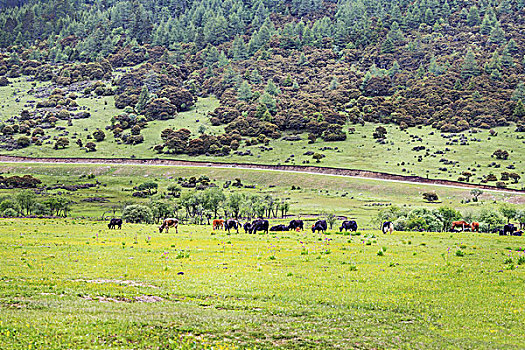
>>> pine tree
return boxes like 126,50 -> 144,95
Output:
381,37 -> 395,54
249,69 -> 263,84
217,51 -> 229,67
238,81 -> 253,101
500,46 -> 514,68
230,35 -> 248,61
461,48 -> 480,79
489,22 -> 506,45
480,13 -> 493,35
389,60 -> 400,77
259,92 -> 277,114
467,6 -> 481,26
514,100 -> 525,118
265,79 -> 281,96
387,21 -> 405,43
511,83 -> 525,102
507,39 -> 518,54
135,86 -> 149,114
484,51 -> 501,74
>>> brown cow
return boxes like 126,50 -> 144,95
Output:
213,219 -> 224,230
470,222 -> 480,232
159,218 -> 179,233
451,221 -> 470,231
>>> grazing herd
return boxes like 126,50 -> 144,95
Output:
106,217 -> 523,238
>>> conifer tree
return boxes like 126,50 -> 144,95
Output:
467,6 -> 481,26
512,83 -> 525,102
381,37 -> 395,54
461,48 -> 480,79
489,22 -> 506,45
238,81 -> 253,101
265,79 -> 281,96
135,86 -> 149,114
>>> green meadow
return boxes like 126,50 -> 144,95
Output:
1,78 -> 524,189
0,162 -> 522,222
1,220 -> 525,349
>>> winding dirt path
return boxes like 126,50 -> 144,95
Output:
0,155 -> 523,194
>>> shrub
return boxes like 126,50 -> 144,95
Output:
16,136 -> 31,148
122,204 -> 153,224
92,129 -> 105,142
85,142 -> 96,152
492,149 -> 509,160
2,208 -> 18,217
422,192 -> 439,202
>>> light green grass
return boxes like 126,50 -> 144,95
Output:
0,162 -> 523,223
0,79 -> 524,189
1,219 -> 525,349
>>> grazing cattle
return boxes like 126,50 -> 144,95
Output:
270,224 -> 289,231
288,220 -> 304,231
451,221 -> 470,231
470,222 -> 480,232
250,219 -> 269,234
339,220 -> 358,232
108,218 -> 122,230
159,218 -> 179,234
503,224 -> 516,236
225,219 -> 239,233
212,219 -> 224,230
312,220 -> 328,233
382,221 -> 394,234
243,222 -> 252,234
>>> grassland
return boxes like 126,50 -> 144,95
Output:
1,77 -> 524,189
1,219 -> 525,349
0,162 -> 523,223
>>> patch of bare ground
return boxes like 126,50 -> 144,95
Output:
73,279 -> 158,289
82,295 -> 164,303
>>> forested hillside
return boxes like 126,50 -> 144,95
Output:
0,0 -> 525,155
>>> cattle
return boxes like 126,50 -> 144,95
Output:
382,221 -> 394,234
212,219 -> 224,230
451,221 -> 470,231
503,224 -> 516,236
108,218 -> 122,230
159,218 -> 179,234
288,220 -> 304,231
243,222 -> 252,234
270,224 -> 289,231
312,220 -> 327,233
470,222 -> 480,232
339,220 -> 358,232
250,219 -> 269,234
512,230 -> 523,236
225,219 -> 239,233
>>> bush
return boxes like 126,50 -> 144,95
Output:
93,129 -> 105,142
85,142 -> 96,152
422,192 -> 439,202
16,136 -> 31,148
2,208 -> 18,217
122,204 -> 153,224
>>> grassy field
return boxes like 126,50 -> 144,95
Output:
1,77 -> 524,189
1,219 -> 525,349
0,162 -> 523,223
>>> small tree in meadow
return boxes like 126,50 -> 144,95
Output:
123,204 -> 153,224
470,189 -> 483,202
499,203 -> 517,223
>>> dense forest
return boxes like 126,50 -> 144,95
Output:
0,0 -> 525,155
